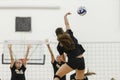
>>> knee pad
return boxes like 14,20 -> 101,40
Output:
54,75 -> 61,80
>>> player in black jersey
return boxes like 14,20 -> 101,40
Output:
8,44 -> 31,80
54,12 -> 86,80
46,40 -> 66,80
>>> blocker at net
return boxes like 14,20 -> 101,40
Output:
2,40 -> 45,65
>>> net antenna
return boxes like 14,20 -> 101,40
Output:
2,40 -> 45,65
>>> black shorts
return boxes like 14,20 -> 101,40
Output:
66,57 -> 85,70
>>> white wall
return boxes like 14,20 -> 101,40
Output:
0,0 -> 120,42
0,0 -> 120,80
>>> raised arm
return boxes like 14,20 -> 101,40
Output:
8,44 -> 14,67
23,45 -> 32,67
64,12 -> 71,30
46,43 -> 55,63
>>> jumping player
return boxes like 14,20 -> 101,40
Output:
8,44 -> 31,80
54,12 -> 86,80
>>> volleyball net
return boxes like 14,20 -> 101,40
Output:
2,40 -> 45,65
0,41 -> 120,80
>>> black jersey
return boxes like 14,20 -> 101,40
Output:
10,64 -> 26,80
57,29 -> 85,58
52,60 -> 66,80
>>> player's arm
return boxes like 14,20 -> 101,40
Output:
64,12 -> 71,30
23,45 -> 32,67
8,44 -> 14,67
60,54 -> 66,62
46,43 -> 55,63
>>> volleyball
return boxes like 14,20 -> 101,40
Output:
77,6 -> 87,16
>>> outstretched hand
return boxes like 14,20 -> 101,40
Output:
8,44 -> 12,49
27,44 -> 32,49
45,39 -> 50,45
65,12 -> 71,16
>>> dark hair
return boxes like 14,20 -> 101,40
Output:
57,33 -> 75,51
55,27 -> 64,36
